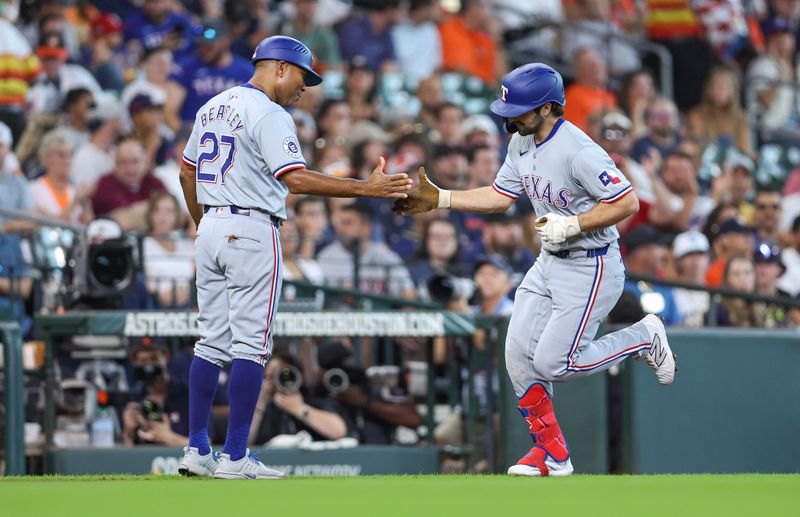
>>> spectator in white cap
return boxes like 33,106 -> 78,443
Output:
462,114 -> 500,150
0,121 -> 35,233
671,230 -> 711,327
710,152 -> 756,224
121,46 -> 173,132
70,97 -> 123,190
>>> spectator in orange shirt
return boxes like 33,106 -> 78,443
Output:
438,0 -> 501,85
564,47 -> 617,132
705,218 -> 755,287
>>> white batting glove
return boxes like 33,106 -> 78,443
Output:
535,213 -> 581,245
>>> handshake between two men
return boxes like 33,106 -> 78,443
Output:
391,167 -> 581,246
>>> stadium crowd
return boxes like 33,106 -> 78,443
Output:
3,0 -> 800,448
5,0 -> 796,327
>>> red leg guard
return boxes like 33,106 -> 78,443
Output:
515,384 -> 570,475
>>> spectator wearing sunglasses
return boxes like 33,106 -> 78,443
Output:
631,97 -> 682,163
752,187 -> 782,248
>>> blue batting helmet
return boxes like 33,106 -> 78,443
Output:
489,63 -> 565,118
251,36 -> 323,87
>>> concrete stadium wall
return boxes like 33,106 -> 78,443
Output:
499,329 -> 800,474
619,329 -> 800,474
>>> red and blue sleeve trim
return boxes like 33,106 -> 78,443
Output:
600,184 -> 633,204
492,181 -> 521,200
182,155 -> 197,168
274,161 -> 306,179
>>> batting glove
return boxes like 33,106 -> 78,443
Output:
535,213 -> 581,245
393,167 -> 451,215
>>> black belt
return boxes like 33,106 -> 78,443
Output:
203,205 -> 282,227
550,245 -> 609,259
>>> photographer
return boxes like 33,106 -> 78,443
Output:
434,256 -> 513,451
249,353 -> 349,445
318,342 -> 422,445
122,339 -> 188,446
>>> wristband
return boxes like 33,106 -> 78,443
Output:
438,189 -> 452,209
565,215 -> 581,237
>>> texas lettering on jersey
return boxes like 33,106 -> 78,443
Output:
492,119 -> 632,252
522,174 -> 572,208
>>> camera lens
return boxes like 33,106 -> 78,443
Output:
323,368 -> 350,394
277,367 -> 297,388
328,374 -> 343,389
90,248 -> 132,288
427,275 -> 457,303
274,365 -> 302,393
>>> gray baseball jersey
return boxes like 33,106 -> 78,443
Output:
492,118 -> 633,253
496,118 -> 654,402
182,83 -> 306,220
183,83 -> 302,367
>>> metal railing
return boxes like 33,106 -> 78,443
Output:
0,207 -> 85,233
626,272 -> 800,327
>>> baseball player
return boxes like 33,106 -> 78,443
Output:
177,36 -> 412,479
394,64 -> 676,477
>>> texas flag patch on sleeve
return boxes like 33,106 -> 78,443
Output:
598,170 -> 622,186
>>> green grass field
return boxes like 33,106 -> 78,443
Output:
1,474 -> 798,517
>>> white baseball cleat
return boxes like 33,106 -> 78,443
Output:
642,314 -> 676,385
178,446 -> 220,477
213,449 -> 285,480
507,458 -> 574,477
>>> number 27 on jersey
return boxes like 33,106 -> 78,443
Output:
197,131 -> 236,184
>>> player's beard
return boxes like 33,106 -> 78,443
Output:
516,112 -> 545,137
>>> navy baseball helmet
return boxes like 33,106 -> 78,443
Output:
490,63 -> 565,119
251,35 -> 323,87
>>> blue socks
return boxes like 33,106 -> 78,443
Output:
223,359 -> 264,461
188,357 -> 221,456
